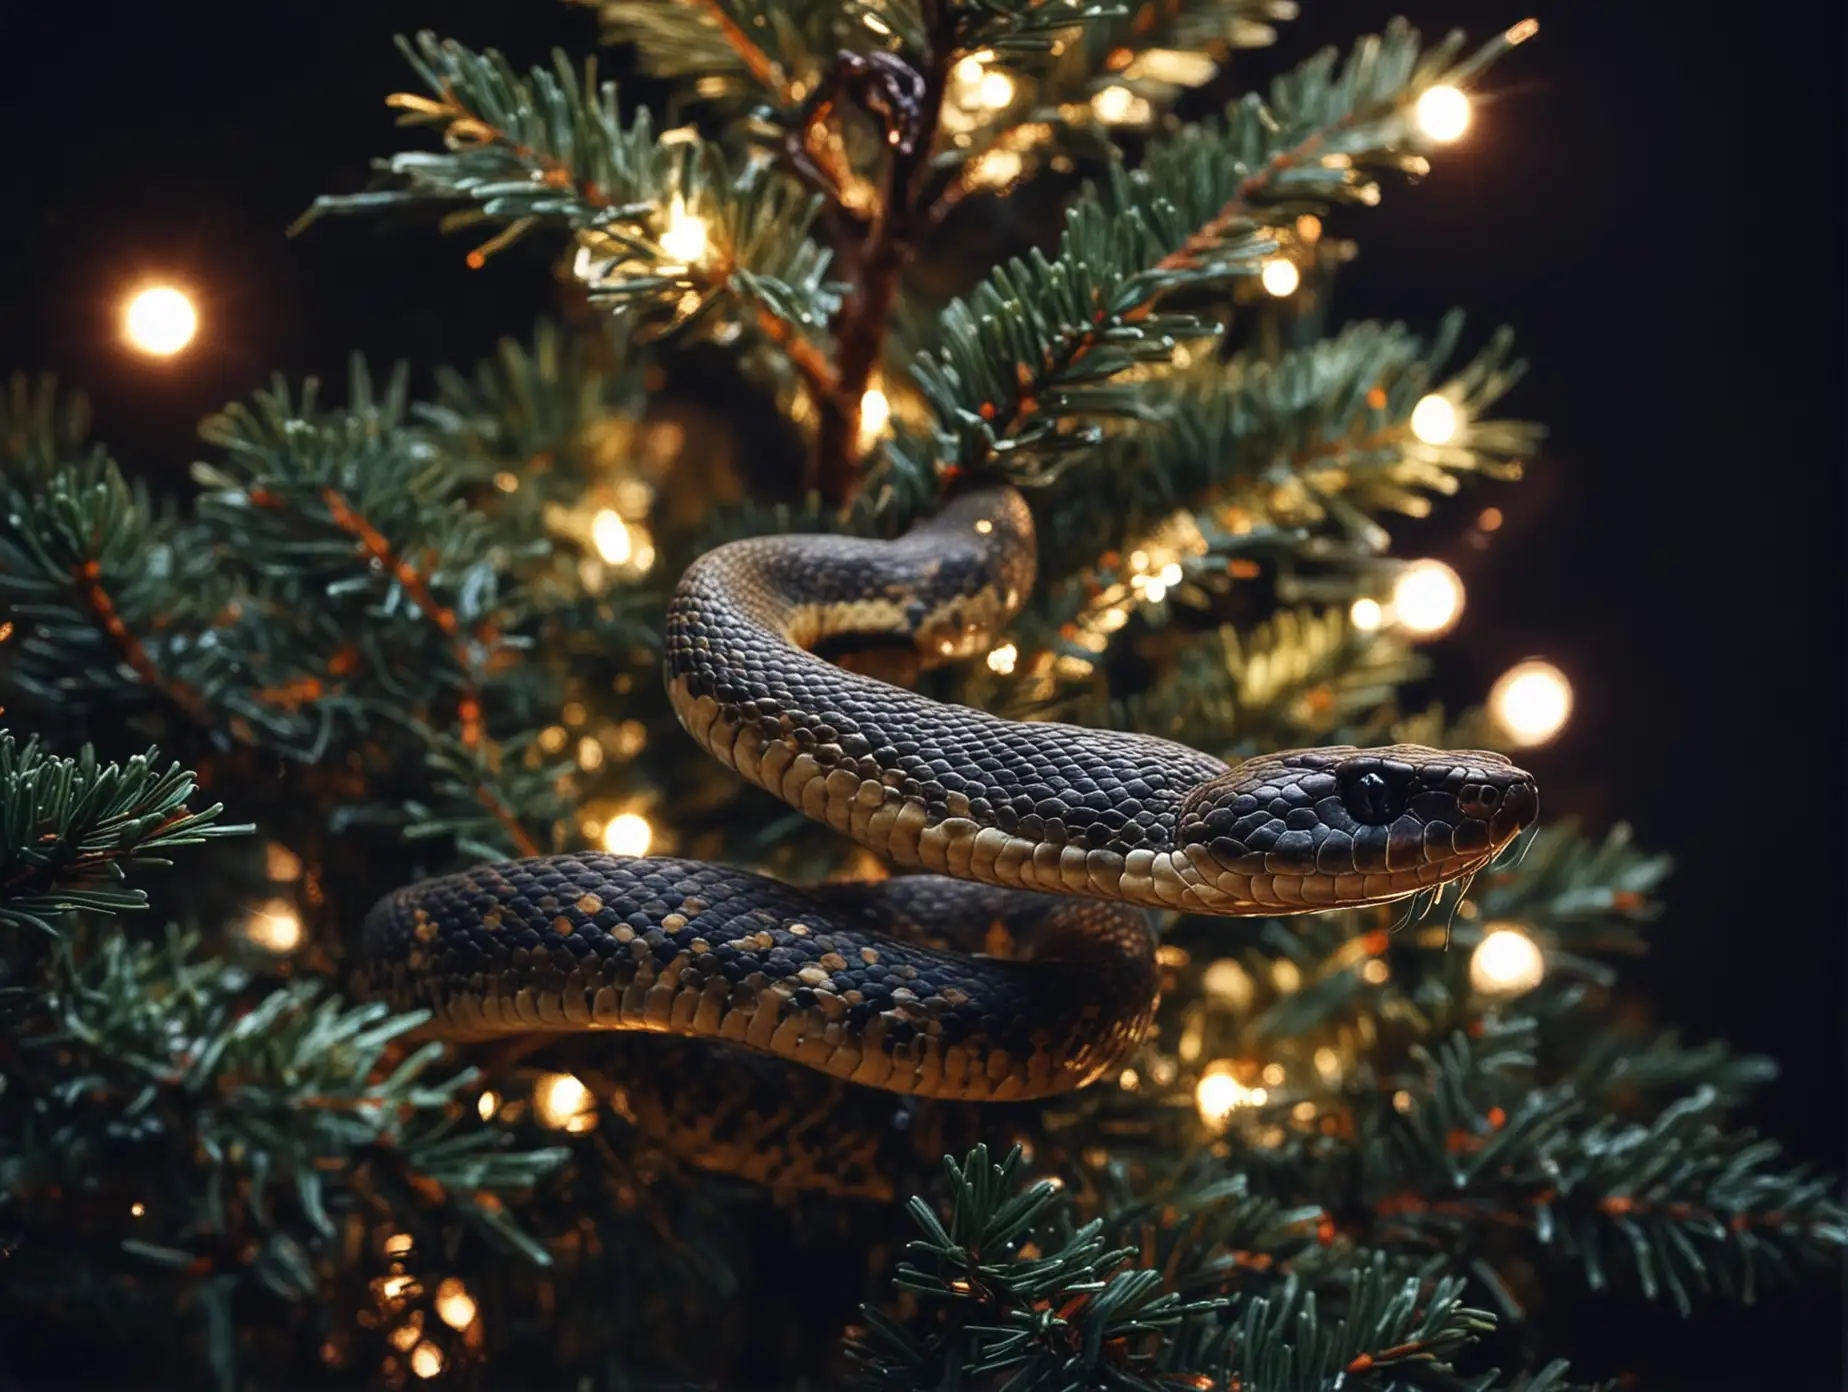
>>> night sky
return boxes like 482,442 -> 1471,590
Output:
2,2 -> 1842,1383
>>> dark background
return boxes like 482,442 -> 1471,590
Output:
1,1 -> 1841,1386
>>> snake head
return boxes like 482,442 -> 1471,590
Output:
1174,744 -> 1537,914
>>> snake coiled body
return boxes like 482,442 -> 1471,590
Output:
363,486 -> 1537,1185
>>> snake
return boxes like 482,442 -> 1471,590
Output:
360,485 -> 1537,1191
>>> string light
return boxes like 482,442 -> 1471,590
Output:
1260,258 -> 1301,297
1389,559 -> 1464,638
1413,84 -> 1472,142
950,53 -> 1014,111
1090,85 -> 1152,125
477,1090 -> 499,1121
967,147 -> 1023,190
1349,597 -> 1383,632
1409,393 -> 1460,445
122,284 -> 198,357
1478,506 -> 1503,531
858,386 -> 891,453
1122,48 -> 1217,86
1488,659 -> 1572,747
592,510 -> 633,565
1469,924 -> 1546,995
435,1278 -> 478,1331
130,1202 -> 146,1217
986,642 -> 1018,675
601,811 -> 654,857
658,194 -> 710,265
244,899 -> 304,953
1201,959 -> 1253,1009
533,1073 -> 596,1131
385,1233 -> 414,1258
410,1343 -> 445,1379
1196,1066 -> 1267,1130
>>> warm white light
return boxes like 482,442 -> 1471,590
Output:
968,148 -> 1023,190
1158,562 -> 1183,586
410,1342 -> 445,1379
601,812 -> 654,857
1090,85 -> 1150,125
977,70 -> 1015,109
477,1090 -> 499,1121
130,1201 -> 146,1217
1390,559 -> 1464,638
986,642 -> 1018,675
1414,85 -> 1472,143
122,285 -> 198,357
1260,258 -> 1301,297
1469,925 -> 1546,995
245,899 -> 304,953
1201,959 -> 1253,1009
659,194 -> 710,264
858,386 -> 891,452
533,1072 -> 595,1130
435,1278 -> 478,1330
591,509 -> 633,564
1196,1068 -> 1267,1130
1142,580 -> 1168,605
1349,597 -> 1383,632
1488,659 -> 1572,747
1409,393 -> 1460,445
1123,48 -> 1218,86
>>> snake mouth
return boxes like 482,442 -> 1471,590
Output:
1175,744 -> 1538,914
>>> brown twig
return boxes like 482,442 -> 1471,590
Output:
71,559 -> 214,726
686,0 -> 797,104
812,4 -> 960,511
984,122 -> 1355,443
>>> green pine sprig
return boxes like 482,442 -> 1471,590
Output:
0,733 -> 248,936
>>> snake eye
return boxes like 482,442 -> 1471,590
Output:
1342,771 -> 1399,825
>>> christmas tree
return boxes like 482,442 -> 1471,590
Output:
0,3 -> 1840,1389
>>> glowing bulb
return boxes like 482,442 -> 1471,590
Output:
435,1278 -> 478,1330
977,70 -> 1015,109
130,1202 -> 146,1217
601,812 -> 654,857
1195,1068 -> 1267,1130
1469,924 -> 1546,995
1201,959 -> 1253,1009
968,148 -> 1023,190
477,1090 -> 499,1121
266,842 -> 303,881
1488,659 -> 1572,747
1390,559 -> 1464,638
533,1072 -> 595,1130
659,195 -> 710,264
592,510 -> 633,564
1158,562 -> 1183,586
122,285 -> 198,357
245,899 -> 303,953
986,642 -> 1018,675
1349,597 -> 1383,632
858,386 -> 891,453
385,1232 -> 414,1257
1090,85 -> 1149,125
1409,393 -> 1460,445
1259,258 -> 1301,297
1414,84 -> 1472,143
410,1342 -> 445,1379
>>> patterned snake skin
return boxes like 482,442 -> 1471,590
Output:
361,485 -> 1538,1187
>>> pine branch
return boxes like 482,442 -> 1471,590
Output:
298,34 -> 840,368
847,1143 -> 1229,1391
1,372 -> 94,476
0,733 -> 247,936
914,20 -> 1536,474
1337,1020 -> 1848,1318
0,447 -> 240,733
566,0 -> 836,106
1,927 -> 566,1385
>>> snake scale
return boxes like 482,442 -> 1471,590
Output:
361,485 -> 1537,1191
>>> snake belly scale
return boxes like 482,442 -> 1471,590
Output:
362,485 -> 1538,1132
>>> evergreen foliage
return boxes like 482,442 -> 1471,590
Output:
0,2 -> 1837,1388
